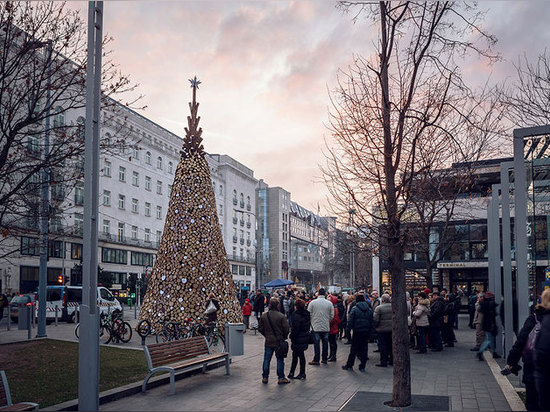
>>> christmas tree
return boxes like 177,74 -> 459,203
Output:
139,77 -> 241,332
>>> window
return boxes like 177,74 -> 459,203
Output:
103,219 -> 110,234
156,180 -> 162,195
104,160 -> 111,177
20,237 -> 40,256
27,136 -> 40,155
101,248 -> 127,264
219,204 -> 223,216
157,156 -> 162,170
131,251 -> 153,266
118,166 -> 126,182
53,107 -> 65,127
145,176 -> 151,191
144,228 -> 151,242
118,194 -> 125,209
156,205 -> 162,219
156,230 -> 162,247
132,171 -> 139,186
118,223 -> 125,241
219,185 -> 223,195
132,198 -> 138,213
168,184 -> 172,194
74,213 -> 83,235
131,226 -> 138,240
145,151 -> 151,165
168,161 -> 173,173
71,243 -> 82,260
74,181 -> 84,205
145,202 -> 151,217
103,190 -> 111,206
132,147 -> 139,160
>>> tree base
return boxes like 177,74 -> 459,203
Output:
340,392 -> 449,411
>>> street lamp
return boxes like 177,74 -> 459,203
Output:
348,208 -> 356,290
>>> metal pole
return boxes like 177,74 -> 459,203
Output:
78,3 -> 103,410
489,186 -> 502,355
37,40 -> 53,338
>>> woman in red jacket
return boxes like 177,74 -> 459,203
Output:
328,295 -> 341,362
242,298 -> 253,332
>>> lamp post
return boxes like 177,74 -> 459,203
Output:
348,208 -> 356,290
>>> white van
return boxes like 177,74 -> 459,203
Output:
35,285 -> 122,323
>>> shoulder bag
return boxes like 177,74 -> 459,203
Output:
267,312 -> 289,358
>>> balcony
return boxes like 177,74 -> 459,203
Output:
227,254 -> 255,264
232,235 -> 238,243
246,203 -> 251,211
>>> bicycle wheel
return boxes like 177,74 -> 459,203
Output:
100,325 -> 112,344
207,330 -> 226,353
137,319 -> 151,338
117,321 -> 133,343
156,330 -> 170,343
74,323 -> 80,339
192,324 -> 206,336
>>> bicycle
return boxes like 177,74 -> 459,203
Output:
156,317 -> 195,343
75,312 -> 132,344
193,322 -> 226,353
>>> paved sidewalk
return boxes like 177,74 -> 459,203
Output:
97,316 -> 513,411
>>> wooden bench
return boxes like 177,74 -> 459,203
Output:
0,371 -> 38,411
142,335 -> 229,395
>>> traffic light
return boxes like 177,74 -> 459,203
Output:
57,275 -> 63,284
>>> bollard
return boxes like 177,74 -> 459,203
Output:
27,305 -> 31,340
6,303 -> 10,331
31,305 -> 35,328
121,303 -> 124,319
55,306 -> 58,326
134,301 -> 137,320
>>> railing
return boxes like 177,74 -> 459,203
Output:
227,254 -> 255,264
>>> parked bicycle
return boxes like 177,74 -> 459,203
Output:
155,317 -> 195,343
192,321 -> 225,353
75,312 -> 132,344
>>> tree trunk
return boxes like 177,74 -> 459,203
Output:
424,262 -> 434,290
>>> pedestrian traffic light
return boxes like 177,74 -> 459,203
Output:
57,275 -> 63,284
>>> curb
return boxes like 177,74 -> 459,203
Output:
42,359 -> 229,411
485,353 -> 526,411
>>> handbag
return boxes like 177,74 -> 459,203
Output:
267,312 -> 289,358
308,331 -> 315,345
205,300 -> 217,315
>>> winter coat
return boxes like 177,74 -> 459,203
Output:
480,299 -> 497,333
337,301 -> 345,323
371,298 -> 381,311
534,308 -> 550,409
242,301 -> 252,316
413,299 -> 430,327
374,302 -> 392,333
308,295 -> 334,332
506,311 -> 539,384
347,301 -> 374,335
206,299 -> 220,324
473,301 -> 483,325
329,304 -> 340,335
429,297 -> 446,328
283,297 -> 291,316
258,309 -> 290,348
290,308 -> 311,352
253,294 -> 265,314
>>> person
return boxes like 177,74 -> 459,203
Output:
370,290 -> 380,311
242,298 -> 252,332
327,295 -> 340,362
344,294 -> 356,344
468,289 -> 478,329
534,288 -> 550,410
288,298 -> 310,380
286,291 -> 295,327
428,291 -> 445,352
342,294 -> 373,371
373,293 -> 393,367
503,304 -> 541,411
477,291 -> 500,360
442,293 -> 457,347
258,297 -> 290,385
307,288 -> 334,365
205,293 -> 220,325
413,292 -> 430,354
0,292 -> 7,322
337,295 -> 346,340
253,290 -> 265,325
471,292 -> 485,351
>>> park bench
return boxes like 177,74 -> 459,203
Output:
142,335 -> 229,395
0,371 -> 38,411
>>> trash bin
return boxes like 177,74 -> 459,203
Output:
225,322 -> 245,356
18,305 -> 30,330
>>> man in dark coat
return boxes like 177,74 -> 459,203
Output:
258,297 -> 290,385
428,291 -> 445,352
342,294 -> 373,371
476,291 -> 500,360
253,290 -> 265,324
534,289 -> 550,410
288,298 -> 310,380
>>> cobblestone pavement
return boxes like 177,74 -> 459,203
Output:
92,315 -> 512,411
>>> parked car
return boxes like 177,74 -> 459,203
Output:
9,294 -> 34,322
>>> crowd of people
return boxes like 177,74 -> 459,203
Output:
243,285 -> 550,411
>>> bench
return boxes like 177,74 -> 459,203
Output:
0,371 -> 38,411
142,335 -> 229,395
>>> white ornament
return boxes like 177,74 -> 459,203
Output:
182,278 -> 187,283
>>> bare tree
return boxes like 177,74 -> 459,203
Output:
323,2 -> 501,406
0,1 -> 142,239
0,2 -> 145,266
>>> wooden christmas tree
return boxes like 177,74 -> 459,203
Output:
139,76 -> 241,332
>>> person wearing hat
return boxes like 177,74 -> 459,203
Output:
242,298 -> 253,332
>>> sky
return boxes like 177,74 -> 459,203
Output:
69,1 -> 550,215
